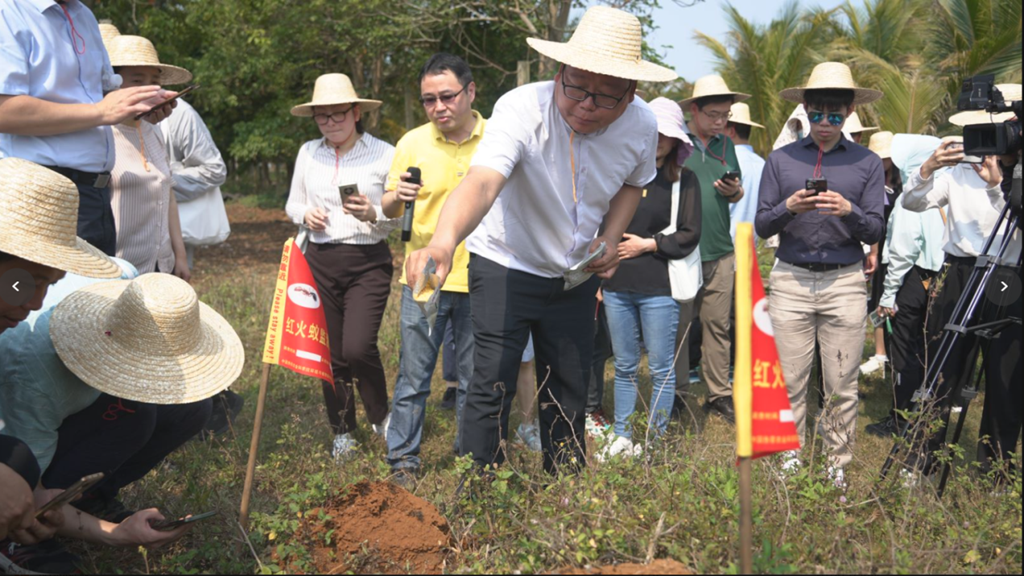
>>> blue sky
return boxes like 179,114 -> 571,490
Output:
645,0 -> 848,81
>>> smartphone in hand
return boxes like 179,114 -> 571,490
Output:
722,170 -> 740,183
35,473 -> 105,519
135,84 -> 200,120
805,178 -> 828,196
148,511 -> 218,531
339,184 -> 361,200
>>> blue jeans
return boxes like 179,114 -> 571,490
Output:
386,286 -> 472,470
603,291 -> 679,440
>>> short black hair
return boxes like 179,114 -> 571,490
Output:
0,250 -> 18,263
694,94 -> 735,110
728,122 -> 752,141
418,53 -> 473,88
803,89 -> 855,111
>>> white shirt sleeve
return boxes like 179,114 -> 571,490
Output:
901,166 -> 951,212
285,143 -> 311,226
624,110 -> 658,188
167,105 -> 228,203
470,92 -> 529,179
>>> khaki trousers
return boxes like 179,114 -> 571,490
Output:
769,261 -> 866,468
695,252 -> 735,402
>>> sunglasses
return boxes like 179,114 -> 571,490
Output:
808,110 -> 846,127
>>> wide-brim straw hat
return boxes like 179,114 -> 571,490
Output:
949,84 -> 1022,126
50,273 -> 245,405
868,131 -> 894,159
679,75 -> 750,109
98,22 -> 121,46
526,6 -> 677,83
291,74 -> 382,117
845,111 -> 878,134
728,102 -> 763,129
780,62 -> 883,105
0,158 -> 121,278
106,35 -> 192,86
648,97 -> 694,164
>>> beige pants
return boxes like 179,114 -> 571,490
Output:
696,252 -> 735,402
769,261 -> 866,468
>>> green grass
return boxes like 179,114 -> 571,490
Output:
68,225 -> 1022,574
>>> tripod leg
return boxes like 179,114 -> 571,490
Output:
937,363 -> 984,497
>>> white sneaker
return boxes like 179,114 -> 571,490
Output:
596,435 -> 638,463
827,466 -> 847,491
899,467 -> 921,489
372,413 -> 391,439
515,422 -> 542,453
775,450 -> 801,480
332,433 -> 358,461
859,355 -> 887,376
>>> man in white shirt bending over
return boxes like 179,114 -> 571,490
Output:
405,6 -> 676,476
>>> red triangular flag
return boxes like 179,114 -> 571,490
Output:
749,249 -> 800,459
262,238 -> 334,386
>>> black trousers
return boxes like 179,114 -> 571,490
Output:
76,183 -> 117,257
920,256 -> 1022,471
887,266 -> 934,421
586,302 -> 612,414
41,394 -> 211,501
305,242 -> 393,435
461,255 -> 599,475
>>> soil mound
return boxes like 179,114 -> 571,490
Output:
301,480 -> 451,574
557,559 -> 693,574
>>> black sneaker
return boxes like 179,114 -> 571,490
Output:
703,397 -> 736,424
391,467 -> 419,491
72,495 -> 135,523
865,417 -> 900,438
440,387 -> 457,410
0,538 -> 82,575
202,390 -> 245,437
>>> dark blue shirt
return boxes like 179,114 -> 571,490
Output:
755,135 -> 885,265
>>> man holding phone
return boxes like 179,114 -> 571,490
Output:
679,76 -> 746,423
0,0 -> 178,256
756,63 -> 885,488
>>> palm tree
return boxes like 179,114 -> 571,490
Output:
694,1 -> 836,156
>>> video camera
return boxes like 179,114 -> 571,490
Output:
957,74 -> 1022,156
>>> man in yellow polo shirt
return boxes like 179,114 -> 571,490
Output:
380,53 -> 485,487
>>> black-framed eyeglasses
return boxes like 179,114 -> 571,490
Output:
312,106 -> 355,125
419,86 -> 466,107
560,74 -> 631,110
808,110 -> 846,127
700,108 -> 733,123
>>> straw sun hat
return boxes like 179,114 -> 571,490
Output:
844,111 -> 878,134
679,75 -> 750,109
949,84 -> 1022,126
780,62 -> 883,106
728,102 -> 764,129
868,131 -> 894,159
291,74 -> 382,117
0,158 -> 121,278
98,22 -> 121,45
106,35 -> 192,86
526,6 -> 676,83
50,273 -> 245,405
648,97 -> 694,163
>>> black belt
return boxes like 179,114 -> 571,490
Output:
785,261 -> 854,272
43,165 -> 111,188
913,265 -> 938,280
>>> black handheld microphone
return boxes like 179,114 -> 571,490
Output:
401,167 -> 421,242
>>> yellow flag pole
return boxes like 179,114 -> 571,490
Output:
734,223 -> 755,574
239,363 -> 271,530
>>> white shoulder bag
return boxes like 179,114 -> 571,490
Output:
660,179 -> 702,302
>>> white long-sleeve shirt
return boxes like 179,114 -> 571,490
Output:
163,99 -> 227,203
901,164 -> 1020,266
285,134 -> 397,245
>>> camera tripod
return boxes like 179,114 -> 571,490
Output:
879,199 -> 1022,497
